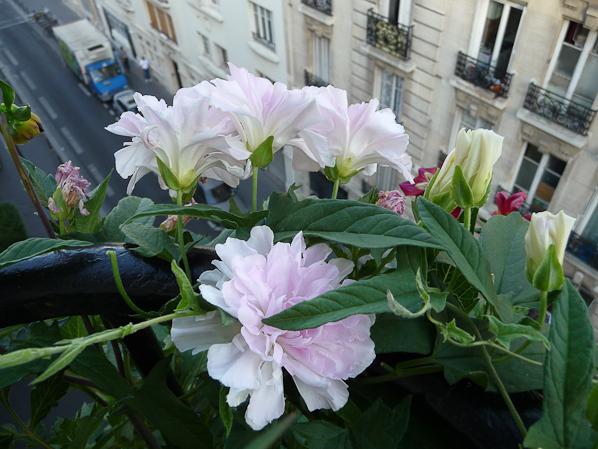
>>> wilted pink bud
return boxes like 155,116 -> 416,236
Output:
376,190 -> 406,215
53,161 -> 91,215
399,167 -> 437,197
160,198 -> 196,232
493,191 -> 527,216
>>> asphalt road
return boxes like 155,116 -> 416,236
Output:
0,0 -> 288,240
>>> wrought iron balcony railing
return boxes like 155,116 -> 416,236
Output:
366,9 -> 413,61
304,69 -> 329,87
454,51 -> 513,98
567,231 -> 598,271
301,0 -> 332,16
523,83 -> 597,136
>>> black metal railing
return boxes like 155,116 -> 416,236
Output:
304,69 -> 329,87
301,0 -> 332,16
366,9 -> 413,61
567,231 -> 598,271
252,32 -> 275,51
455,51 -> 513,98
523,83 -> 597,136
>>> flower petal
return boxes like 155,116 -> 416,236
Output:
171,311 -> 241,355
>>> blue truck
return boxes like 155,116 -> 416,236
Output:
53,20 -> 128,101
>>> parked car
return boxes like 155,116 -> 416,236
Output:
112,89 -> 137,115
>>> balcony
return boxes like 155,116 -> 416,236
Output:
523,83 -> 597,136
366,9 -> 413,61
454,51 -> 513,98
567,231 -> 598,271
301,0 -> 332,16
304,69 -> 329,87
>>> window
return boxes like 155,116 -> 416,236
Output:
252,3 -> 274,49
460,111 -> 493,131
215,44 -> 227,69
312,34 -> 330,82
379,69 -> 403,118
379,0 -> 411,25
581,207 -> 598,245
513,143 -> 566,212
198,32 -> 210,57
477,1 -> 522,76
548,21 -> 598,107
145,1 -> 177,43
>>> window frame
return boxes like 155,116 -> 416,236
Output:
377,67 -> 403,120
379,0 -> 412,25
543,19 -> 598,105
145,1 -> 177,43
198,32 -> 211,58
467,0 -> 524,72
214,43 -> 228,69
251,2 -> 275,50
312,32 -> 331,82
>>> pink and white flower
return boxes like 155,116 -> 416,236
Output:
209,64 -> 328,167
106,85 -> 245,194
376,190 -> 406,215
171,226 -> 375,430
293,86 -> 413,182
49,160 -> 91,215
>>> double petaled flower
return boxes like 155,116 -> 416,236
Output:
48,160 -> 91,216
106,85 -> 246,194
171,226 -> 376,430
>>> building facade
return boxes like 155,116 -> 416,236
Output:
74,0 -> 598,297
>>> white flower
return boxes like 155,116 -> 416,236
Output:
106,85 -> 246,194
291,86 -> 412,183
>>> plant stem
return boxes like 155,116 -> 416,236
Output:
176,190 -> 192,280
107,250 -> 150,317
251,166 -> 259,211
0,117 -> 55,238
0,391 -> 54,449
463,207 -> 472,232
331,178 -> 340,199
537,290 -> 548,330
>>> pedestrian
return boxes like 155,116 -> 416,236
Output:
139,56 -> 151,82
119,47 -> 130,73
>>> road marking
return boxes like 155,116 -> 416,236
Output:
88,163 -> 115,197
102,103 -> 108,109
2,48 -> 18,66
0,18 -> 29,31
39,96 -> 58,120
77,83 -> 91,97
19,70 -> 35,90
59,126 -> 83,155
108,109 -> 115,116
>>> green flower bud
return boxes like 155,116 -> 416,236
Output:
12,112 -> 43,144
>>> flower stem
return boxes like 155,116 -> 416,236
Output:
176,190 -> 192,280
537,290 -> 548,329
463,207 -> 472,232
107,250 -> 150,317
251,166 -> 259,211
0,391 -> 54,449
0,116 -> 55,238
331,178 -> 340,199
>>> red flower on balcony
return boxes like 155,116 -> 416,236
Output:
399,167 -> 437,197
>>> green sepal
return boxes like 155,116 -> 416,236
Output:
171,260 -> 202,313
439,319 -> 476,345
530,244 -> 564,292
156,157 -> 181,191
451,165 -> 474,208
11,104 -> 31,122
249,136 -> 274,168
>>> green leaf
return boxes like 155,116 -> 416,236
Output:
371,314 -> 435,355
70,348 -> 131,398
171,260 -> 202,313
292,421 -> 353,449
263,267 -> 421,330
219,387 -> 233,438
439,319 -> 475,345
417,198 -> 500,315
479,214 -> 538,306
0,429 -> 14,448
586,383 -> 598,432
525,281 -> 595,449
30,374 -> 68,428
249,136 -> 274,168
245,412 -> 299,449
0,238 -> 93,268
127,203 -> 267,229
121,223 -> 178,260
267,193 -> 440,249
351,397 -> 411,449
451,165 -> 473,208
32,344 -> 87,384
127,360 -> 213,449
0,203 -> 27,251
485,315 -> 549,349
0,79 -> 15,109
73,171 -> 112,234
102,196 -> 154,241
21,158 -> 56,203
